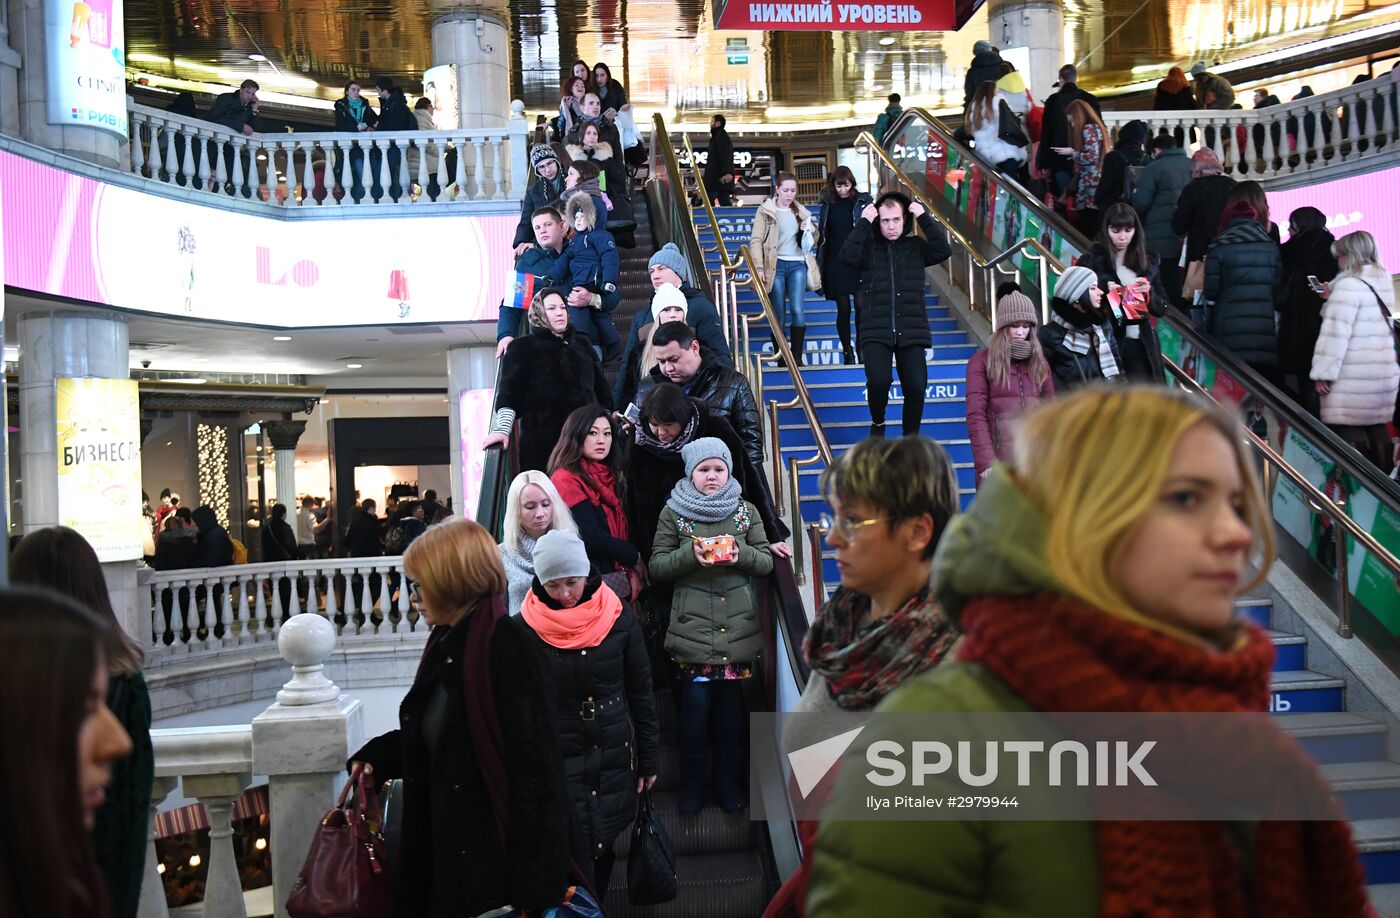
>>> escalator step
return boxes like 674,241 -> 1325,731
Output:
603,849 -> 768,918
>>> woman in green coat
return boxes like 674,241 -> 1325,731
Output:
806,386 -> 1368,917
650,437 -> 772,814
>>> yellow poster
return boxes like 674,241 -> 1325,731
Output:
55,377 -> 142,562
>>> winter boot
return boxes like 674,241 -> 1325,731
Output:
678,751 -> 707,815
869,421 -> 887,438
789,325 -> 806,366
842,345 -> 856,365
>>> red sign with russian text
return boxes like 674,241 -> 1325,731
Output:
715,0 -> 961,30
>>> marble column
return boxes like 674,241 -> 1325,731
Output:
252,615 -> 364,918
430,7 -> 510,128
262,420 -> 307,513
6,0 -> 124,166
0,1 -> 22,137
446,344 -> 497,520
987,0 -> 1064,105
18,312 -> 141,636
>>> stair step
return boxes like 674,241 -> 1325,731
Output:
1367,881 -> 1400,916
1322,760 -> 1400,822
1236,598 -> 1272,629
1355,819 -> 1400,886
1278,712 -> 1390,765
603,849 -> 767,917
784,399 -> 969,424
1266,631 -> 1307,672
1269,670 -> 1346,713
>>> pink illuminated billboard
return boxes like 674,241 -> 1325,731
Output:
0,149 -> 513,327
1268,164 -> 1400,269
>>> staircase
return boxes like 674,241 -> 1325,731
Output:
692,204 -> 1400,915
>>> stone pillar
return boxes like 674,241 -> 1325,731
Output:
430,7 -> 510,128
0,0 -> 22,137
18,312 -> 141,635
252,614 -> 364,918
263,420 -> 307,513
6,0 -> 124,166
446,344 -> 497,520
987,0 -> 1064,105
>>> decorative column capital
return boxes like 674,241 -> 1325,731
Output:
263,419 -> 308,451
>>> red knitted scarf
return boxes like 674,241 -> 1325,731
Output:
552,462 -> 629,544
956,593 -> 1368,918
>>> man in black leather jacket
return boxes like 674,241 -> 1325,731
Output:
636,322 -> 762,467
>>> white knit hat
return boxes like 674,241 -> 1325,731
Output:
533,530 -> 590,584
651,283 -> 689,324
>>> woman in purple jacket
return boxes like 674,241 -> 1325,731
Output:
965,284 -> 1055,485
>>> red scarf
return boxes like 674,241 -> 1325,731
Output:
956,593 -> 1368,918
520,580 -> 622,650
552,462 -> 628,545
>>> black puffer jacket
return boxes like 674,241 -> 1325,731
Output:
513,171 -> 569,246
1204,218 -> 1283,368
636,349 -> 762,467
498,326 -> 612,473
614,285 -> 733,409
191,507 -> 233,567
1170,173 -> 1237,263
1038,298 -> 1126,392
623,403 -> 787,563
1080,246 -> 1169,381
1277,227 -> 1339,375
350,610 -> 570,917
816,187 -> 873,298
522,580 -> 660,861
963,50 -> 1005,105
838,210 -> 952,349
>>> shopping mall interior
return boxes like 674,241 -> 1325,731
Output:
3,0 -> 1400,913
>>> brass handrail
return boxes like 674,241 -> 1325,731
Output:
683,133 -> 737,273
1164,355 -> 1400,639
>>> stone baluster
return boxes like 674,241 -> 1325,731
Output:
252,614 -> 365,918
320,563 -> 337,621
180,126 -> 197,188
492,136 -> 505,199
436,140 -> 450,200
396,140 -> 411,201
197,130 -> 216,193
415,138 -> 429,201
471,137 -> 488,200
137,776 -> 177,918
254,576 -> 269,639
377,561 -> 393,631
190,778 -> 248,918
163,122 -> 180,185
336,139 -> 353,204
395,570 -> 411,631
171,578 -> 190,654
220,574 -> 237,645
357,566 -> 374,634
300,139 -> 317,206
372,138 -> 390,204
147,579 -> 162,655
1260,110 -> 1277,179
454,137 -> 469,201
339,566 -> 357,634
131,116 -> 147,178
236,575 -> 254,642
229,136 -> 247,198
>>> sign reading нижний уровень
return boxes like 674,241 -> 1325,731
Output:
714,0 -> 975,30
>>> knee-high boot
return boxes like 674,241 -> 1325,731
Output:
789,325 -> 806,366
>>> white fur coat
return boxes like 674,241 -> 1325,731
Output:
1311,264 -> 1400,426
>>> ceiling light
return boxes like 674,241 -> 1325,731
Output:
345,363 -> 363,369
248,53 -> 267,62
273,335 -> 292,341
879,36 -> 896,46
181,377 -> 207,385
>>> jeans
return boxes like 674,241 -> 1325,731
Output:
862,342 -> 928,436
770,259 -> 807,328
675,678 -> 744,785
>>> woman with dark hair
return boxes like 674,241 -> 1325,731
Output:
591,62 -> 628,118
570,60 -> 596,93
0,587 -> 134,918
1278,206 -> 1339,415
966,80 -> 1027,178
1081,202 -> 1169,382
1222,180 -> 1281,242
548,405 -> 643,607
483,288 -> 612,473
11,528 -> 151,918
1050,99 -> 1107,235
816,166 -> 873,364
333,80 -> 377,200
350,519 -> 570,916
623,382 -> 786,566
1203,199 -> 1283,381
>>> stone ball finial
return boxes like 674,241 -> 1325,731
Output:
510,99 -> 526,119
276,614 -> 340,705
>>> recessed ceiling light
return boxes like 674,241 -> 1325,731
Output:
879,36 -> 896,46
248,53 -> 267,62
345,363 -> 363,369
273,335 -> 292,341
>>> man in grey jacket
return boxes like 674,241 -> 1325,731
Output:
1131,134 -> 1193,308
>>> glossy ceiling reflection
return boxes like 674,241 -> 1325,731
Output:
124,0 -> 1400,122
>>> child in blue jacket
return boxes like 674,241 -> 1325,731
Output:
550,194 -> 621,359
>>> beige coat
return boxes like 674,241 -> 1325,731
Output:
748,198 -> 819,293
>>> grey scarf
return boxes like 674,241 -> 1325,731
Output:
666,477 -> 742,523
635,410 -> 700,455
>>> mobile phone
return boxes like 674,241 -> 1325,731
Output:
1307,275 -> 1325,293
623,402 -> 641,426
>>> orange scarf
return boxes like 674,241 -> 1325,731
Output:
520,580 -> 622,649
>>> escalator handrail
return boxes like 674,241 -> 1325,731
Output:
647,114 -> 713,291
679,132 -> 738,274
874,105 -> 1400,515
473,311 -> 528,538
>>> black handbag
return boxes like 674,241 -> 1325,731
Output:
998,100 -> 1030,148
626,788 -> 677,904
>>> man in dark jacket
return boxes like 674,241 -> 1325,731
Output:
703,115 -> 736,206
1095,119 -> 1148,211
261,503 -> 299,562
871,93 -> 904,145
346,499 -> 384,557
838,191 -> 952,437
963,41 -> 1004,107
1203,203 -> 1283,378
1035,65 -> 1102,194
513,145 -> 569,250
499,207 -> 568,353
373,77 -> 416,131
637,322 -> 762,467
207,80 -> 258,134
1132,135 -> 1193,305
191,506 -> 234,567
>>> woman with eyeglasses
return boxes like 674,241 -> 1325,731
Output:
765,436 -> 962,916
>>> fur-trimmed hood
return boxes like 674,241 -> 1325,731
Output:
564,193 -> 598,231
566,141 -> 613,162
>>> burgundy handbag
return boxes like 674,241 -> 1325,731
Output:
286,764 -> 393,918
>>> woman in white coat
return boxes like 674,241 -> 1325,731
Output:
1310,230 -> 1399,471
966,80 -> 1027,179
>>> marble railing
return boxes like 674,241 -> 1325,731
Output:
139,555 -> 421,659
126,100 -> 530,207
1101,77 -> 1398,181
140,614 -> 365,918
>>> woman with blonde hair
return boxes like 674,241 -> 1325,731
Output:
351,518 -> 571,917
966,79 -> 1027,178
807,386 -> 1368,916
749,171 -> 819,363
1311,229 -> 1400,470
1050,99 -> 1108,236
499,470 -> 578,613
965,283 -> 1054,483
483,287 -> 611,474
